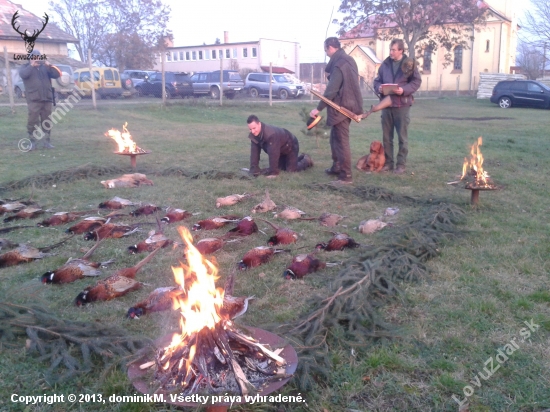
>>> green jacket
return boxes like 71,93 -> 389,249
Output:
19,63 -> 61,102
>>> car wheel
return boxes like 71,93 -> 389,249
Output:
498,96 -> 512,109
249,87 -> 259,98
210,87 -> 220,99
279,89 -> 289,100
135,86 -> 143,97
164,88 -> 171,99
14,86 -> 23,98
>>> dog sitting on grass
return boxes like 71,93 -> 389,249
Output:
356,140 -> 385,173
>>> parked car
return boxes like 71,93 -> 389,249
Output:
73,67 -> 133,98
244,72 -> 305,99
189,70 -> 244,99
122,70 -> 156,87
134,72 -> 193,98
14,63 -> 75,99
490,80 -> 550,109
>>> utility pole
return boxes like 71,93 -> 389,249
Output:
544,42 -> 548,79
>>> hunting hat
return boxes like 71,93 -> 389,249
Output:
30,49 -> 41,56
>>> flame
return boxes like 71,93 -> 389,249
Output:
161,226 -> 225,373
106,122 -> 139,153
461,137 -> 491,187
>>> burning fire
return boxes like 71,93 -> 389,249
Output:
106,122 -> 146,154
162,226 -> 225,370
461,137 -> 494,188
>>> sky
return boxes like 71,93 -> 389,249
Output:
13,0 -> 538,63
13,0 -> 345,63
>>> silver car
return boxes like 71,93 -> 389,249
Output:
244,72 -> 305,99
14,64 -> 75,99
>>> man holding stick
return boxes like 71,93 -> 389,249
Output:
310,37 -> 363,185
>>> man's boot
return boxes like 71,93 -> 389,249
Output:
43,134 -> 55,149
26,134 -> 37,151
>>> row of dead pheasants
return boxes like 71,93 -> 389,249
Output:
0,190 -> 374,320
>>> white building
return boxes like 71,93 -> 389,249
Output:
154,33 -> 300,77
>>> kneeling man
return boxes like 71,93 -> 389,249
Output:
247,115 -> 313,177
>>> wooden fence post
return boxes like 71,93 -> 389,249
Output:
439,74 -> 443,97
456,76 -> 460,96
88,49 -> 96,109
3,46 -> 15,114
310,65 -> 313,102
269,62 -> 272,107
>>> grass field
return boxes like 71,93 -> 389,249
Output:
0,95 -> 549,412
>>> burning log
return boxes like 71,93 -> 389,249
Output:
460,137 -> 499,205
141,226 -> 292,397
106,122 -> 148,154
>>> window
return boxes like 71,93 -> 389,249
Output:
166,52 -> 172,62
423,47 -> 432,72
192,51 -> 197,60
243,48 -> 248,58
185,51 -> 190,60
485,40 -> 490,52
212,50 -> 216,59
453,46 -> 463,71
205,50 -> 209,60
225,49 -> 230,58
173,52 -> 178,61
219,49 -> 223,59
179,51 -> 184,60
198,50 -> 203,60
232,48 -> 237,58
252,47 -> 257,57
527,82 -> 543,92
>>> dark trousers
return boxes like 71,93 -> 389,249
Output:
27,100 -> 52,138
329,118 -> 352,181
381,106 -> 410,168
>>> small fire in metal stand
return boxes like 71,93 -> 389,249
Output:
460,137 -> 498,205
106,122 -> 150,169
131,226 -> 297,409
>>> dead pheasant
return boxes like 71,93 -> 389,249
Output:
84,223 -> 139,241
318,212 -> 347,227
192,215 -> 240,231
40,239 -> 115,284
194,237 -> 225,255
74,275 -> 142,306
358,219 -> 388,234
66,217 -> 106,234
237,246 -> 290,270
98,196 -> 136,209
0,202 -> 27,214
257,218 -> 298,245
3,207 -> 44,223
126,286 -> 182,318
225,216 -> 258,237
160,208 -> 192,223
216,193 -> 252,208
315,232 -> 359,251
37,211 -> 88,227
251,189 -> 276,213
274,206 -> 307,220
110,246 -> 162,279
128,230 -> 173,254
0,234 -> 75,268
130,204 -> 161,217
283,253 -> 326,279
219,270 -> 254,319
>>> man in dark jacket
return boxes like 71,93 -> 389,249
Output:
247,115 -> 313,177
19,49 -> 61,150
373,39 -> 422,174
310,37 -> 363,185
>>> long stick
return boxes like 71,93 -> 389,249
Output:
311,90 -> 365,123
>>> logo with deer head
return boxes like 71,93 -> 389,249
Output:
11,11 -> 49,54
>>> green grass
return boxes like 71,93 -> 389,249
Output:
0,96 -> 549,411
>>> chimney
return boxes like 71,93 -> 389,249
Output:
224,31 -> 229,44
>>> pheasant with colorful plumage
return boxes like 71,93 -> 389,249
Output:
0,234 -> 74,268
257,218 -> 298,245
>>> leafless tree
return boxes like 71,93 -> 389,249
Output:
516,41 -> 545,80
522,0 -> 550,44
337,0 -> 487,67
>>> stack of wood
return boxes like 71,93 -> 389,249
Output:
476,73 -> 526,99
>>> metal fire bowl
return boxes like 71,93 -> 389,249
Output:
113,150 -> 151,156
464,185 -> 498,191
127,326 -> 298,407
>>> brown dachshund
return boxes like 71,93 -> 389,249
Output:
356,140 -> 385,173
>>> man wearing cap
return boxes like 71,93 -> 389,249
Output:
310,37 -> 363,185
247,115 -> 313,178
19,49 -> 61,150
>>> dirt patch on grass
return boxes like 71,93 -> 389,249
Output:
427,116 -> 512,121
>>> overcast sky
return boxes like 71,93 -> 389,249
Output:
14,0 -> 344,62
14,0 -> 537,63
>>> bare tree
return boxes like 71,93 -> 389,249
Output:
516,41 -> 545,80
522,0 -> 550,44
337,0 -> 487,67
48,0 -> 171,69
